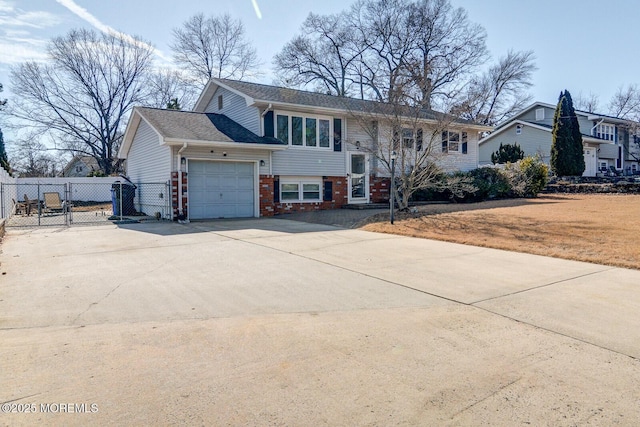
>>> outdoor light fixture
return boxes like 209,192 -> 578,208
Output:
223,152 -> 227,157
355,141 -> 361,149
180,157 -> 186,166
390,151 -> 397,225
260,160 -> 266,166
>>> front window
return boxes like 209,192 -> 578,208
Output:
442,130 -> 464,153
275,112 -> 333,149
302,183 -> 320,200
281,183 -> 299,201
319,119 -> 330,148
596,124 -> 615,141
292,116 -> 303,146
277,114 -> 289,144
402,128 -> 414,148
280,179 -> 322,202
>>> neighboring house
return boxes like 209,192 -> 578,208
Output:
62,155 -> 100,177
479,102 -> 640,177
118,78 -> 490,220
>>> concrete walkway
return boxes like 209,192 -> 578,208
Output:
274,207 -> 388,228
1,219 -> 639,426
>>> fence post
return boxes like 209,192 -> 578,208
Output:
119,181 -> 123,221
0,183 -> 4,219
37,183 -> 41,226
65,182 -> 70,226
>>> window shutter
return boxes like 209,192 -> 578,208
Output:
416,128 -> 423,151
323,181 -> 333,201
333,118 -> 342,152
264,111 -> 274,137
273,178 -> 280,203
462,142 -> 468,154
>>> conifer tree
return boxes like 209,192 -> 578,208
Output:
551,90 -> 585,176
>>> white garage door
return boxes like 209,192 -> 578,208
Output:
188,161 -> 255,219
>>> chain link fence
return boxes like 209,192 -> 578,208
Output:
1,181 -> 171,227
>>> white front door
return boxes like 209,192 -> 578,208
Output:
583,148 -> 596,177
348,152 -> 369,203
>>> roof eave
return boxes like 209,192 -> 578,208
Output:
162,138 -> 288,150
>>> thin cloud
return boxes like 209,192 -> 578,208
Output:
251,0 -> 263,20
55,0 -> 170,62
0,1 -> 61,29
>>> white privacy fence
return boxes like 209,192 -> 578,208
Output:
0,168 -> 17,220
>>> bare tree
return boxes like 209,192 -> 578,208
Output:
455,50 -> 537,125
346,93 -> 476,210
273,13 -> 366,97
608,85 -> 640,121
574,91 -> 600,113
276,0 -> 489,110
143,68 -> 199,110
171,13 -> 260,88
608,85 -> 640,163
404,0 -> 488,108
9,134 -> 66,177
9,29 -> 154,175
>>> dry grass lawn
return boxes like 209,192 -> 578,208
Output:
361,194 -> 640,270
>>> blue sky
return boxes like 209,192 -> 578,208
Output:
1,0 -> 639,117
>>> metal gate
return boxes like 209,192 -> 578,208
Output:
1,181 -> 171,227
1,183 -> 69,227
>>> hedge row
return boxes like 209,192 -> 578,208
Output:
413,157 -> 549,203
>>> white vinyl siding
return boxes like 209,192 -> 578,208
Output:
347,119 -> 477,173
272,150 -> 345,176
437,130 -> 478,172
205,87 -> 260,135
174,146 -> 271,175
126,120 -> 171,183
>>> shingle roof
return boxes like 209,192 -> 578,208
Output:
136,107 -> 285,145
216,78 -> 478,125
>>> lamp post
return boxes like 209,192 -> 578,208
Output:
390,150 -> 396,225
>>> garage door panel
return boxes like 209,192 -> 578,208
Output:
237,176 -> 254,189
188,160 -> 255,219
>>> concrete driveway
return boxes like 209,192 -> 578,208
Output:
1,219 -> 640,426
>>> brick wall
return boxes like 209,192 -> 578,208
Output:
171,171 -> 188,219
369,176 -> 390,203
259,175 -> 348,216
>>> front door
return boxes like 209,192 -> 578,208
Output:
348,152 -> 368,203
583,148 -> 596,177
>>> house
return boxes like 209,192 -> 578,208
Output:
478,102 -> 640,177
118,78 -> 490,220
61,155 -> 100,177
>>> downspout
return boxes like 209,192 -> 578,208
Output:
177,142 -> 188,222
260,103 -> 273,118
261,103 -> 273,136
